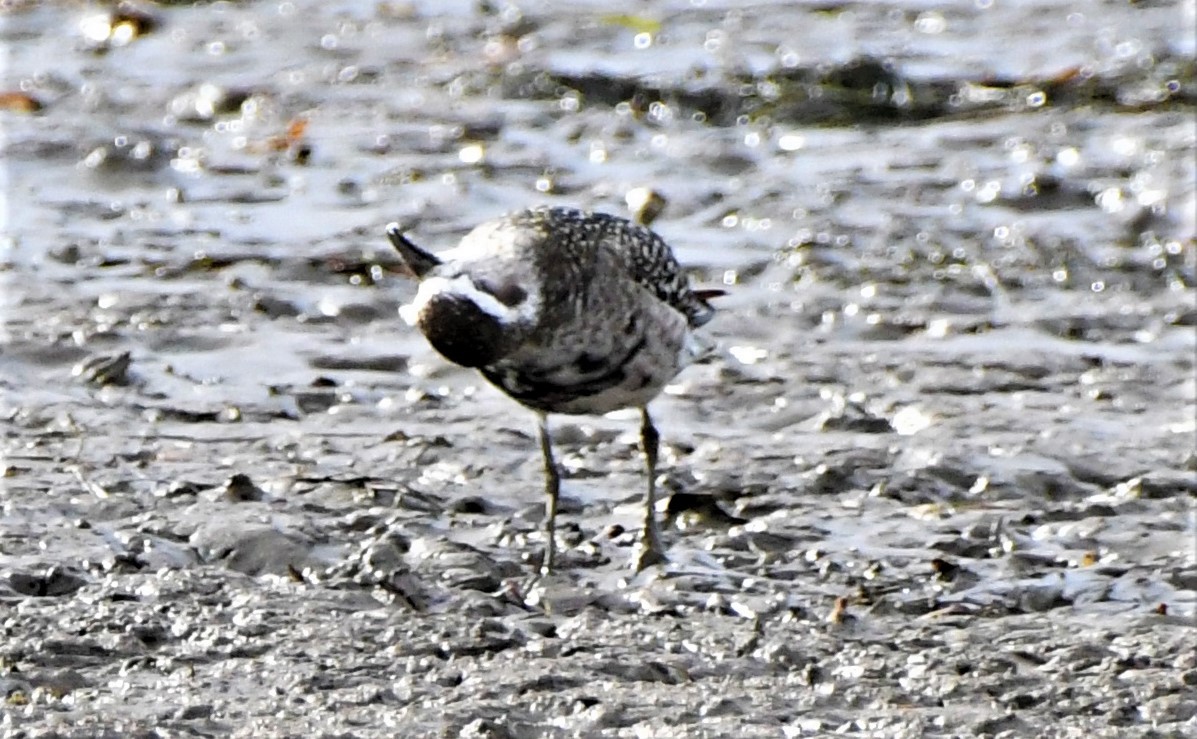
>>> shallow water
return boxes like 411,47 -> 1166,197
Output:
2,0 -> 1196,736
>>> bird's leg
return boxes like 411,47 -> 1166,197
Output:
634,407 -> 667,571
536,413 -> 560,575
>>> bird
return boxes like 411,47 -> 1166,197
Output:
385,206 -> 719,574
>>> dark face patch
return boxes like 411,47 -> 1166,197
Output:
419,294 -> 509,368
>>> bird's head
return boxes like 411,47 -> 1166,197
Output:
387,223 -> 540,368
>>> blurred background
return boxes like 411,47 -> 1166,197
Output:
1,2 -> 1195,734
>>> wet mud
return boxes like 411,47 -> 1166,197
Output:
2,1 -> 1195,737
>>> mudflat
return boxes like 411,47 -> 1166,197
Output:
2,1 -> 1194,736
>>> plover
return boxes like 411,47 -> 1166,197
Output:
386,206 -> 718,573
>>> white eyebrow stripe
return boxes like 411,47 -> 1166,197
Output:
400,274 -> 540,326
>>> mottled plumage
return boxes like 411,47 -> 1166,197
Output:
386,206 -> 717,573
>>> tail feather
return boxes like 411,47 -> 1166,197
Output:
687,288 -> 725,328
693,288 -> 727,301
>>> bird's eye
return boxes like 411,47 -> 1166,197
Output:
477,280 -> 527,307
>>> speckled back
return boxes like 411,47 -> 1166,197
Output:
470,207 -> 715,331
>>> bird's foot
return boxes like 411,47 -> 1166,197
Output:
631,539 -> 668,572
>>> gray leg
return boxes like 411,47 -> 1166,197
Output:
634,407 -> 667,571
536,413 -> 560,575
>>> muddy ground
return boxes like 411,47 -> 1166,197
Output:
2,0 -> 1196,737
